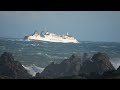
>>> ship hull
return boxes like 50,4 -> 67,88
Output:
24,31 -> 79,43
25,36 -> 79,43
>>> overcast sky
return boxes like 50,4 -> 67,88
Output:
0,11 -> 120,42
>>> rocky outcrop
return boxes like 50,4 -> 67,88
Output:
80,52 -> 115,74
39,52 -> 115,78
40,54 -> 82,78
0,52 -> 32,79
101,65 -> 120,79
82,53 -> 90,61
33,72 -> 49,79
117,66 -> 120,71
0,52 -> 116,79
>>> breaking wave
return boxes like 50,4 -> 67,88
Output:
22,64 -> 44,76
99,46 -> 117,48
44,53 -> 65,59
110,58 -> 120,69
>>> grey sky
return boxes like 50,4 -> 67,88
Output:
0,11 -> 120,42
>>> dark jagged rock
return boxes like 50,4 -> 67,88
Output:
92,52 -> 115,72
33,72 -> 50,79
39,52 -> 115,78
0,52 -> 32,79
0,75 -> 12,79
117,66 -> 120,71
82,53 -> 90,61
40,54 -> 82,78
80,52 -> 115,74
101,65 -> 120,79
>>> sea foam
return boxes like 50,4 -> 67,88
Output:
22,64 -> 44,76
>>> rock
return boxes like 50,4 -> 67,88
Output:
33,72 -> 49,79
40,54 -> 82,78
117,66 -> 120,71
0,75 -> 12,79
39,62 -> 59,78
94,65 -> 120,79
82,53 -> 90,61
92,52 -> 115,71
0,52 -> 32,79
39,52 -> 115,78
80,52 -> 115,74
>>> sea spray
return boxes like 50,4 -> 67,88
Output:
22,64 -> 44,76
110,59 -> 120,69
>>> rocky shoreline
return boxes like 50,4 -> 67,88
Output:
0,52 -> 120,79
0,52 -> 32,79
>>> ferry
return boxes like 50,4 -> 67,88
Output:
24,31 -> 79,43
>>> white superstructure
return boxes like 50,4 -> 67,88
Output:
24,31 -> 79,43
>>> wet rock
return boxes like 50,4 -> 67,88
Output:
40,54 -> 82,78
80,52 -> 115,74
0,52 -> 32,79
39,52 -> 115,78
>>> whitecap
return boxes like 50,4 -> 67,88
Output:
110,58 -> 120,69
37,53 -> 41,55
31,44 -> 36,46
18,50 -> 22,52
64,57 -> 68,59
42,41 -> 48,43
37,44 -> 40,46
44,53 -> 64,59
21,48 -> 24,50
22,64 -> 44,76
99,46 -> 116,48
99,46 -> 108,48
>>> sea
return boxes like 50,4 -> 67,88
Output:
0,37 -> 120,76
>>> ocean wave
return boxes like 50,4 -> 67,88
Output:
111,61 -> 120,69
7,38 -> 24,42
31,44 -> 36,46
16,39 -> 24,41
99,46 -> 116,48
18,50 -> 22,52
64,57 -> 68,59
90,50 -> 97,53
42,41 -> 48,43
78,46 -> 84,47
37,53 -> 42,55
99,46 -> 108,48
22,64 -> 44,76
44,53 -> 64,59
110,58 -> 120,69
